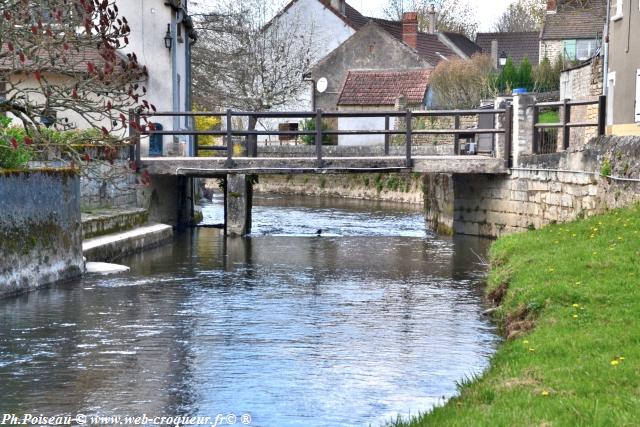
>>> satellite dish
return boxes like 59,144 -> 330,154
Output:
316,77 -> 328,93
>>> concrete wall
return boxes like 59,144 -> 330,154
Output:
607,0 -> 640,133
311,22 -> 431,112
0,170 -> 84,298
427,136 -> 640,237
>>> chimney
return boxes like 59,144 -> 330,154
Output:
402,12 -> 418,49
546,0 -> 557,13
330,0 -> 346,16
426,3 -> 437,34
491,40 -> 499,69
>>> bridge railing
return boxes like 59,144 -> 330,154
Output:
532,96 -> 606,154
131,107 -> 513,168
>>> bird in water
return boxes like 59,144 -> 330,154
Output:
316,229 -> 323,236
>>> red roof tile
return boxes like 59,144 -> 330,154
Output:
338,69 -> 431,106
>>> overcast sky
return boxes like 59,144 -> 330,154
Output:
350,0 -> 519,32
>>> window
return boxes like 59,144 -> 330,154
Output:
576,39 -> 598,61
607,72 -> 615,126
635,69 -> 640,123
563,40 -> 577,60
612,0 -> 623,20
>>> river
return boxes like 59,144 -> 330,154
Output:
0,195 -> 498,427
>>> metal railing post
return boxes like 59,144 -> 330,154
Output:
562,99 -> 571,150
504,104 -> 513,168
226,109 -> 233,167
405,109 -> 412,167
315,109 -> 323,167
532,105 -> 539,154
598,95 -> 607,136
453,113 -> 460,155
384,115 -> 390,156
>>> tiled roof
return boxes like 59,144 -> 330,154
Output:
541,0 -> 606,40
476,32 -> 540,64
337,69 -> 431,106
441,32 -> 482,58
369,18 -> 458,65
316,1 -> 478,65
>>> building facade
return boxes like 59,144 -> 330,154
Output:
606,0 -> 640,134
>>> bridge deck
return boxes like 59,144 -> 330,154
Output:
142,156 -> 508,176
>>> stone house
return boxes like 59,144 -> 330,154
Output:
272,1 -> 478,117
540,0 -> 606,63
476,32 -> 540,68
605,0 -> 640,135
310,11 -> 480,113
336,69 -> 431,146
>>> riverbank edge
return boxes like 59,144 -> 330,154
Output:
392,203 -> 640,426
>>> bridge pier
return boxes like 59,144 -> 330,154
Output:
225,174 -> 253,236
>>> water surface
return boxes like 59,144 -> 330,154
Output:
0,195 -> 497,426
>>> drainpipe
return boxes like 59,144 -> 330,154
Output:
171,9 -> 180,137
184,1 -> 194,156
603,0 -> 611,96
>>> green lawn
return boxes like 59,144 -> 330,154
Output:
393,205 -> 640,427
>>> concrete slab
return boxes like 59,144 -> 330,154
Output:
86,262 -> 130,275
83,224 -> 174,262
142,156 -> 508,176
81,208 -> 149,239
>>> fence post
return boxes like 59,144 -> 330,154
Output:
532,105 -> 539,154
405,109 -> 412,167
598,95 -> 607,136
226,109 -> 233,168
562,99 -> 571,150
384,115 -> 390,156
453,113 -> 460,155
504,104 -> 513,169
315,109 -> 323,167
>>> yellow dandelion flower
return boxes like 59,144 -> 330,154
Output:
573,314 -> 579,318
541,390 -> 550,396
523,340 -> 529,344
572,304 -> 580,308
575,281 -> 582,285
611,360 -> 620,366
529,348 -> 536,352
619,356 -> 625,361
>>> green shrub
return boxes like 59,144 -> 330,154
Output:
300,118 -> 332,145
0,117 -> 32,169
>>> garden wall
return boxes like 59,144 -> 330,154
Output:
0,170 -> 84,298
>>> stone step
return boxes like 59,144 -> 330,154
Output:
81,208 -> 149,239
82,224 -> 174,263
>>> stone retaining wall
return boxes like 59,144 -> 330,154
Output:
426,136 -> 640,237
251,173 -> 425,205
0,170 -> 84,298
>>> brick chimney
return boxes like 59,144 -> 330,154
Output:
402,12 -> 418,49
546,0 -> 557,13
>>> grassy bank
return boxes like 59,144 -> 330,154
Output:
396,204 -> 640,426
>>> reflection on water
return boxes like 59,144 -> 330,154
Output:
0,195 -> 497,427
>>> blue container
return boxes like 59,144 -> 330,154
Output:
512,88 -> 528,95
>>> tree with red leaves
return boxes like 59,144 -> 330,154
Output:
0,0 -> 151,145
